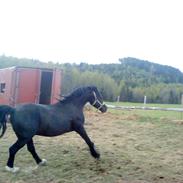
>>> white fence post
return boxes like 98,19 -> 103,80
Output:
117,96 -> 120,102
144,96 -> 147,106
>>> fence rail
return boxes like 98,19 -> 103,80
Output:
106,104 -> 183,112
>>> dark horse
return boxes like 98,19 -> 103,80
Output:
0,86 -> 107,173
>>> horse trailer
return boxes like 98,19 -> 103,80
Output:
0,66 -> 62,106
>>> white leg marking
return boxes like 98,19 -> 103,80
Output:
5,166 -> 20,173
38,159 -> 47,166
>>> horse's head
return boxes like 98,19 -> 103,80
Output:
88,86 -> 107,113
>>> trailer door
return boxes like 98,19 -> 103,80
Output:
15,68 -> 40,104
39,70 -> 53,104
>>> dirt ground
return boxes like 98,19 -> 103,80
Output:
0,109 -> 183,183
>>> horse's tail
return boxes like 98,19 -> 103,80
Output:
0,105 -> 14,138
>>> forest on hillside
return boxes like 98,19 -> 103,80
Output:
0,55 -> 183,104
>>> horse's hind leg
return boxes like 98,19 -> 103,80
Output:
27,139 -> 47,166
74,125 -> 100,159
6,139 -> 27,172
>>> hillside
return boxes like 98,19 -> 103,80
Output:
119,57 -> 183,84
1,55 -> 183,86
1,55 -> 183,103
71,57 -> 183,87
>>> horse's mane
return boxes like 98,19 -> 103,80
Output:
59,86 -> 96,103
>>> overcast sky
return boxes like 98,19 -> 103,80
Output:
0,0 -> 183,71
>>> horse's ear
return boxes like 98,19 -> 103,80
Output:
88,85 -> 97,91
87,86 -> 93,91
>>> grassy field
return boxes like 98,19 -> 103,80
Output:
0,104 -> 183,183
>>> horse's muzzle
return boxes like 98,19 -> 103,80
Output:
100,104 -> 107,113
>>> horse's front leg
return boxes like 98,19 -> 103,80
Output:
74,124 -> 100,159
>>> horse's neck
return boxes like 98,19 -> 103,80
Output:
55,94 -> 90,108
74,95 -> 90,107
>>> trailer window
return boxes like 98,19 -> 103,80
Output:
0,83 -> 6,93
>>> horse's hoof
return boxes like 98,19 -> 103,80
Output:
5,166 -> 20,173
91,151 -> 100,159
38,159 -> 47,166
95,153 -> 100,159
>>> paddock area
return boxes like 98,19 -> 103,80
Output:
0,108 -> 183,183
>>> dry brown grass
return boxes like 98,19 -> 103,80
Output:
0,109 -> 183,183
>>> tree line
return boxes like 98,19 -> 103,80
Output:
62,65 -> 183,104
1,55 -> 183,104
